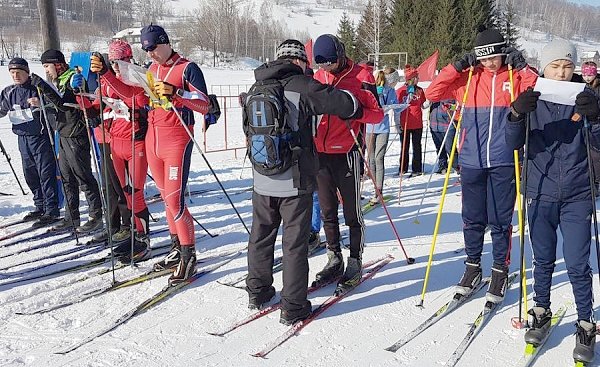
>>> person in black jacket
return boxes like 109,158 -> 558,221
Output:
505,39 -> 600,364
0,58 -> 60,227
30,49 -> 103,234
244,39 -> 363,325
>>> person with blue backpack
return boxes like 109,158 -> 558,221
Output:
365,68 -> 400,204
242,39 -> 379,325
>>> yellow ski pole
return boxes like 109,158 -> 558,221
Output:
508,66 -> 529,328
417,67 -> 474,307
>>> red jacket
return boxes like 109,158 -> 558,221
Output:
313,60 -> 383,154
396,85 -> 426,130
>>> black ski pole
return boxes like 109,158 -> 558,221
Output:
190,214 -> 217,238
0,137 -> 27,195
583,116 -> 600,287
518,113 -> 531,328
36,87 -> 80,245
171,108 -> 250,235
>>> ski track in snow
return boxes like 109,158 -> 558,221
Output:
0,65 -> 597,366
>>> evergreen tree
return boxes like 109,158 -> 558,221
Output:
495,0 -> 520,48
355,0 -> 376,62
337,12 -> 357,60
385,0 -> 414,66
457,0 -> 496,53
432,0 -> 461,66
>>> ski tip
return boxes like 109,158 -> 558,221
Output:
384,346 -> 398,353
574,361 -> 587,367
206,331 -> 225,337
251,352 -> 267,359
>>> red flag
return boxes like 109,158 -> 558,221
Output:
304,38 -> 313,68
416,50 -> 439,82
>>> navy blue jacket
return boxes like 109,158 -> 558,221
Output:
0,79 -> 48,136
505,86 -> 600,202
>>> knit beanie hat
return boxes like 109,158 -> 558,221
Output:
313,34 -> 345,64
140,24 -> 170,52
276,39 -> 308,63
539,39 -> 577,76
108,39 -> 133,61
8,57 -> 29,73
40,49 -> 66,64
474,28 -> 506,60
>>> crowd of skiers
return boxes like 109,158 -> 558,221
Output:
2,22 -> 600,362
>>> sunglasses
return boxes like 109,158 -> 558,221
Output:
143,44 -> 158,52
316,61 -> 337,68
110,57 -> 131,65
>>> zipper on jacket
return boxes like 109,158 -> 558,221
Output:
486,73 -> 497,168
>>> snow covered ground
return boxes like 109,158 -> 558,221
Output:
0,63 -> 596,367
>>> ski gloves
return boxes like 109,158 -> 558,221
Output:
154,80 -> 175,98
575,90 -> 600,122
203,94 -> 221,132
511,88 -> 540,118
70,73 -> 84,93
90,53 -> 109,75
453,47 -> 527,73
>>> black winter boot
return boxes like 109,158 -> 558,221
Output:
312,250 -> 344,286
168,245 -> 196,285
524,307 -> 552,346
455,260 -> 482,298
573,320 -> 596,364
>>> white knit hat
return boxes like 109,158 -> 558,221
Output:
540,39 -> 577,76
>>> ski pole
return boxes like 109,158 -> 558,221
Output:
190,214 -> 218,238
170,107 -> 250,235
36,87 -> 80,246
508,66 -> 529,329
422,118 -> 429,173
417,67 -> 474,308
129,96 -> 136,267
397,95 -> 412,203
413,105 -> 460,224
583,116 -> 600,289
344,120 -> 415,265
0,137 -> 27,195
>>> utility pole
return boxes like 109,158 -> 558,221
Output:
37,0 -> 60,51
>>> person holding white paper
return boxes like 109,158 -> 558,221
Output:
505,39 -> 600,365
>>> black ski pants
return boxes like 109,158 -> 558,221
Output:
399,128 -> 423,174
317,151 -> 365,260
97,142 -> 131,233
58,135 -> 102,222
246,191 -> 312,314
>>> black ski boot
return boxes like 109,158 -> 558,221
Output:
118,233 -> 151,264
335,257 -> 362,295
280,303 -> 312,326
312,250 -> 344,287
454,260 -> 482,299
308,231 -> 321,253
168,245 -> 196,285
23,210 -> 44,221
524,307 -> 552,346
52,218 -> 80,231
76,217 -> 103,234
153,235 -> 181,271
574,320 -> 596,364
31,214 -> 61,229
485,264 -> 509,304
247,286 -> 276,310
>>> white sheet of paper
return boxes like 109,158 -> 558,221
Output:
533,78 -> 585,106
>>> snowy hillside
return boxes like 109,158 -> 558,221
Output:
0,62 -> 598,367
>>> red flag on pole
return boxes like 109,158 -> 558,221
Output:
416,50 -> 439,82
304,38 -> 313,68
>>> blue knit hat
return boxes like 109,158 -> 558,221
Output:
140,24 -> 170,51
313,34 -> 345,64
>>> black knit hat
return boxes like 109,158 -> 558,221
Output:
8,57 -> 29,73
40,49 -> 66,64
474,28 -> 506,60
276,39 -> 308,62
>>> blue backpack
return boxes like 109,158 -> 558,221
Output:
242,79 -> 299,176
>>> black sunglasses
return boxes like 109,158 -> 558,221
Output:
143,44 -> 158,52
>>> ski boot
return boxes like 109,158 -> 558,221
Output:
31,214 -> 61,229
247,286 -> 276,310
168,245 -> 196,286
118,233 -> 151,264
52,218 -> 80,232
574,320 -> 596,365
312,250 -> 344,287
308,231 -> 321,253
23,210 -> 44,221
524,307 -> 552,346
280,303 -> 312,326
111,226 -> 131,242
153,235 -> 181,271
334,257 -> 362,296
454,260 -> 482,299
76,217 -> 103,234
485,264 -> 509,304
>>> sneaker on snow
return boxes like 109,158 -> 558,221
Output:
455,260 -> 482,298
312,250 -> 344,286
308,231 -> 321,253
524,306 -> 552,346
574,320 -> 597,364
336,257 -> 362,292
23,210 -> 44,222
153,236 -> 181,271
247,286 -> 276,310
31,214 -> 61,229
279,303 -> 312,326
111,227 -> 131,242
485,264 -> 509,304
52,218 -> 80,231
169,245 -> 196,285
76,217 -> 103,234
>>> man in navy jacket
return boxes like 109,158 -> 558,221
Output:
0,58 -> 59,227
